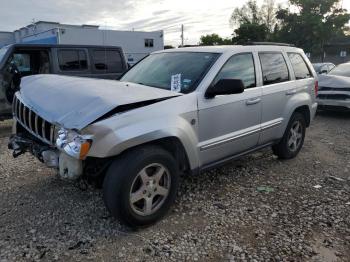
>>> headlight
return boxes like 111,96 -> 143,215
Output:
56,128 -> 92,160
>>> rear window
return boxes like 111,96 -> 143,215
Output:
288,53 -> 312,79
259,53 -> 289,85
58,49 -> 87,71
92,49 -> 124,73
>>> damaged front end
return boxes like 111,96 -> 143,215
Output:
8,131 -> 58,167
9,94 -> 91,180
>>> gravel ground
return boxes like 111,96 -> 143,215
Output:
0,111 -> 349,262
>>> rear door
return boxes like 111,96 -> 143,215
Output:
258,51 -> 293,144
90,48 -> 127,79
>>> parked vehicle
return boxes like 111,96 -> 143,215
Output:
312,62 -> 335,75
0,44 -> 128,119
317,62 -> 350,110
8,44 -> 318,227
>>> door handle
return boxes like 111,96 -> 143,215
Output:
286,89 -> 297,96
246,98 -> 261,105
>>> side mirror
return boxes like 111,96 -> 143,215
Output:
205,79 -> 245,99
320,69 -> 328,74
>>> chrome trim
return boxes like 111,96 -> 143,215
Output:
13,95 -> 54,146
35,114 -> 39,134
16,117 -> 52,145
28,110 -> 33,130
200,118 -> 283,151
200,127 -> 261,151
261,118 -> 283,131
23,106 -> 27,127
42,119 -> 46,140
50,125 -> 55,143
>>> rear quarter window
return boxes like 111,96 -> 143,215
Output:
259,53 -> 289,85
58,49 -> 88,71
92,49 -> 124,73
288,53 -> 312,79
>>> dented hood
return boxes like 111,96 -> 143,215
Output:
318,74 -> 350,88
19,75 -> 181,130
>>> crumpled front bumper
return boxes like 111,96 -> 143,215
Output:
8,134 -> 59,167
8,133 -> 83,180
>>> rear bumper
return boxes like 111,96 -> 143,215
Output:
316,98 -> 350,109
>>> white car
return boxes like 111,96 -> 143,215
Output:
317,63 -> 350,110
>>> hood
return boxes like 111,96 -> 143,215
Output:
19,74 -> 181,130
318,74 -> 350,88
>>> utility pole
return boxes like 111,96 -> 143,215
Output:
181,24 -> 184,47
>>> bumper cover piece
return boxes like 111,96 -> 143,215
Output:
8,134 -> 59,167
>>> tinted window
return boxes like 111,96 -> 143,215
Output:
92,50 -> 123,73
213,53 -> 256,88
145,39 -> 154,47
259,53 -> 289,85
121,52 -> 219,94
288,53 -> 312,79
58,50 -> 87,71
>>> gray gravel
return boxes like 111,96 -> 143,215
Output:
0,111 -> 349,261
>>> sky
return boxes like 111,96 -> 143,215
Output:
0,0 -> 350,46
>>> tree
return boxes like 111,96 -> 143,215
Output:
199,34 -> 232,46
274,0 -> 350,58
230,0 -> 278,43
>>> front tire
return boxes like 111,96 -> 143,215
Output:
272,112 -> 306,159
103,146 -> 179,227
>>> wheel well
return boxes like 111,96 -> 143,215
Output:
144,137 -> 191,173
294,105 -> 311,127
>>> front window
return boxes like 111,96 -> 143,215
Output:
328,63 -> 350,77
121,52 -> 219,94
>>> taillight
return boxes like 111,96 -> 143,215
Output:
314,80 -> 318,97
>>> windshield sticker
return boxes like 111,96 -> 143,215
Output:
171,74 -> 182,92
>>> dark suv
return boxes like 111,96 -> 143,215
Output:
0,44 -> 128,119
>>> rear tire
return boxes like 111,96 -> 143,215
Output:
103,145 -> 179,227
272,112 -> 306,159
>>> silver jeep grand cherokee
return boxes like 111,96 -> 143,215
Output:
9,44 -> 318,227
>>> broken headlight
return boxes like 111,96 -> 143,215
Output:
56,128 -> 92,160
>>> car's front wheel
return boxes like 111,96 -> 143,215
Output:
103,145 -> 179,227
272,112 -> 306,159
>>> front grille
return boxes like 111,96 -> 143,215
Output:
317,94 -> 350,100
13,95 -> 56,145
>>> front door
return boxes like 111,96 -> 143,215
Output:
197,53 -> 262,167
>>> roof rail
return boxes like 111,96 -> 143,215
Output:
245,42 -> 295,47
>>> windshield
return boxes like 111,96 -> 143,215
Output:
121,52 -> 219,93
328,63 -> 350,77
0,46 -> 9,63
312,64 -> 322,72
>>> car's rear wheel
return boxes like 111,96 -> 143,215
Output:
272,112 -> 306,159
103,145 -> 179,227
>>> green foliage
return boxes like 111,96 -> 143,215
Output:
199,34 -> 232,46
233,23 -> 269,44
230,0 -> 278,43
273,0 -> 350,54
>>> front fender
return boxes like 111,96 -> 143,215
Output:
86,113 -> 200,170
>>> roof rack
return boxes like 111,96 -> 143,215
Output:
245,42 -> 295,47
